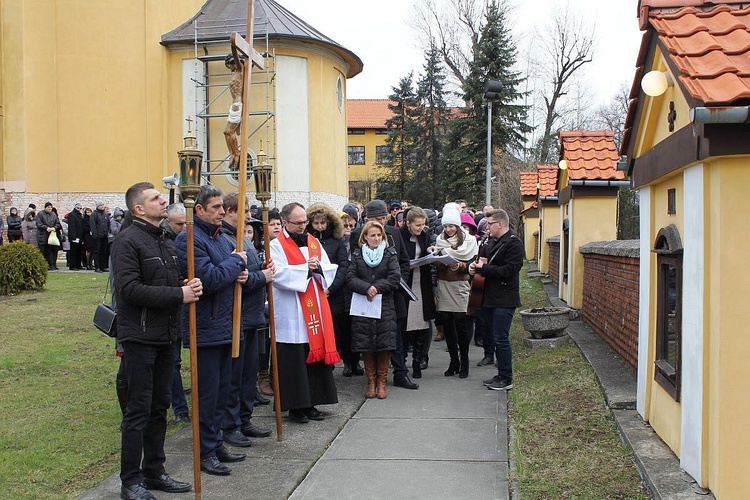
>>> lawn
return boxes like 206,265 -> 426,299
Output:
510,273 -> 649,498
0,272 -> 187,499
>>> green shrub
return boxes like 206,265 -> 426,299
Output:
0,241 -> 48,295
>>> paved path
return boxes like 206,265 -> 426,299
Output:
79,340 -> 510,500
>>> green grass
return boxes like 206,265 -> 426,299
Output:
0,273 -> 187,499
510,270 -> 649,499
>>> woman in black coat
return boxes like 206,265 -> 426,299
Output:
6,207 -> 23,243
346,221 -> 400,400
399,207 -> 437,378
82,208 -> 96,269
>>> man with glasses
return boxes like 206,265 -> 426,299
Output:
350,200 -> 418,390
469,209 -> 524,391
270,202 -> 340,423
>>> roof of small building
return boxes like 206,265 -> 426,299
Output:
537,164 -> 559,197
560,131 -> 625,181
520,201 -> 539,214
519,171 -> 538,196
161,0 -> 363,78
347,99 -> 392,129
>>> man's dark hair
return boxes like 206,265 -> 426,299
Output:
195,185 -> 223,208
222,192 -> 247,213
125,182 -> 155,212
280,202 -> 305,220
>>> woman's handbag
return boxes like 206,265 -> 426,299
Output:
47,231 -> 61,247
93,276 -> 117,337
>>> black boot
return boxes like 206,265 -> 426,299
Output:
411,328 -> 426,379
456,312 -> 471,379
444,358 -> 460,376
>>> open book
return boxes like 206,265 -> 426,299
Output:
409,252 -> 458,269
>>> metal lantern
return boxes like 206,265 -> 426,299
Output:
252,149 -> 273,203
178,121 -> 203,202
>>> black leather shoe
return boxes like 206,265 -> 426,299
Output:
289,409 -> 309,423
477,356 -> 495,367
351,362 -> 365,376
342,364 -> 353,377
223,429 -> 251,447
200,455 -> 231,476
394,376 -> 419,389
120,483 -> 156,500
303,407 -> 324,421
215,444 -> 246,462
174,413 -> 190,424
420,358 -> 428,370
241,421 -> 271,438
255,390 -> 270,405
144,473 -> 191,493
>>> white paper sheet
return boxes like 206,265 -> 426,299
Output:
350,292 -> 382,319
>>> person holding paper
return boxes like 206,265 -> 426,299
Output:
434,203 -> 478,378
346,221 -> 401,399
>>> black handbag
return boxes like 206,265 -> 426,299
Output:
93,277 -> 117,337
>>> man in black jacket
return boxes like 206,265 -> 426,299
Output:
469,209 -> 524,391
350,200 -> 419,390
111,182 -> 202,500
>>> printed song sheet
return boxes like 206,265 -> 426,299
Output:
350,292 -> 382,319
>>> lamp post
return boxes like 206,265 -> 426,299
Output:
253,150 -> 283,441
177,119 -> 203,495
484,79 -> 503,206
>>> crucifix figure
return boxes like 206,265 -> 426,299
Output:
223,54 -> 244,170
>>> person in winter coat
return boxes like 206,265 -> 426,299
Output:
434,204 -> 479,378
110,208 -> 125,241
22,210 -> 38,247
36,202 -> 61,270
6,207 -> 23,243
82,208 -> 96,269
346,221 -> 401,399
305,203 -> 358,376
174,185 -> 249,476
398,207 -> 437,379
67,204 -> 84,270
91,201 -> 110,272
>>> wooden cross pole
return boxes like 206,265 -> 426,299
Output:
230,0 -> 265,359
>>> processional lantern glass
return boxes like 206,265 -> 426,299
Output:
178,118 -> 203,200
253,149 -> 273,203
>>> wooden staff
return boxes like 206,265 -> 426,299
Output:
262,204 -> 283,440
185,205 -> 202,496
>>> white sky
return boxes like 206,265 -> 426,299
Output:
279,0 -> 644,105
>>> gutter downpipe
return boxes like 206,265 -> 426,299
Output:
539,196 -> 559,202
690,106 -> 750,124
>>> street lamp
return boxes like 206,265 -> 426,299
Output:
177,119 -> 203,493
484,79 -> 503,206
252,148 -> 283,440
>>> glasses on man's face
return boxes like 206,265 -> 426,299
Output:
344,223 -> 355,228
286,219 -> 307,227
487,220 -> 501,227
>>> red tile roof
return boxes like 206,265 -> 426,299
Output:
559,131 -> 626,181
641,3 -> 750,105
537,164 -> 559,197
520,171 -> 538,196
347,99 -> 392,129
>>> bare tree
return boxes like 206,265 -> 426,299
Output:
535,7 -> 594,164
410,0 -> 489,100
591,83 -> 630,151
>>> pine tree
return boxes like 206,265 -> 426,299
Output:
376,73 -> 420,202
444,0 -> 531,207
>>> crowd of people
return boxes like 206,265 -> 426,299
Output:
9,184 -> 523,499
0,201 -> 125,272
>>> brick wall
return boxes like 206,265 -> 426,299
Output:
547,236 -> 560,288
580,240 -> 640,372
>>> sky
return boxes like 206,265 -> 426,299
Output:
279,0 -> 644,105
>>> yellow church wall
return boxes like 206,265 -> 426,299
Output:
705,156 -> 750,498
561,196 -> 617,308
645,173 -> 684,455
1,0 -> 203,194
537,203 -> 558,274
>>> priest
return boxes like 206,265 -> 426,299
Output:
270,202 -> 340,423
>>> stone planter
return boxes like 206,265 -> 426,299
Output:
519,307 -> 570,339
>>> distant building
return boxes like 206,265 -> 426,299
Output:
346,99 -> 391,202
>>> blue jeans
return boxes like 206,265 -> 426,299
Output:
171,342 -> 188,417
482,307 -> 515,383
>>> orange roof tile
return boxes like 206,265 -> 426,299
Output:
537,164 -> 559,197
645,3 -> 750,105
347,99 -> 392,129
559,131 -> 626,181
519,171 -> 538,196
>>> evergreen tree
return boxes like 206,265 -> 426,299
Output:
376,73 -> 420,202
444,0 -> 532,207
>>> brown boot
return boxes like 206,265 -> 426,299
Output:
376,351 -> 390,399
363,352 -> 377,399
258,370 -> 273,396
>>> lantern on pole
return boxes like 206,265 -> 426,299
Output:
253,149 -> 283,440
178,118 -> 203,494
